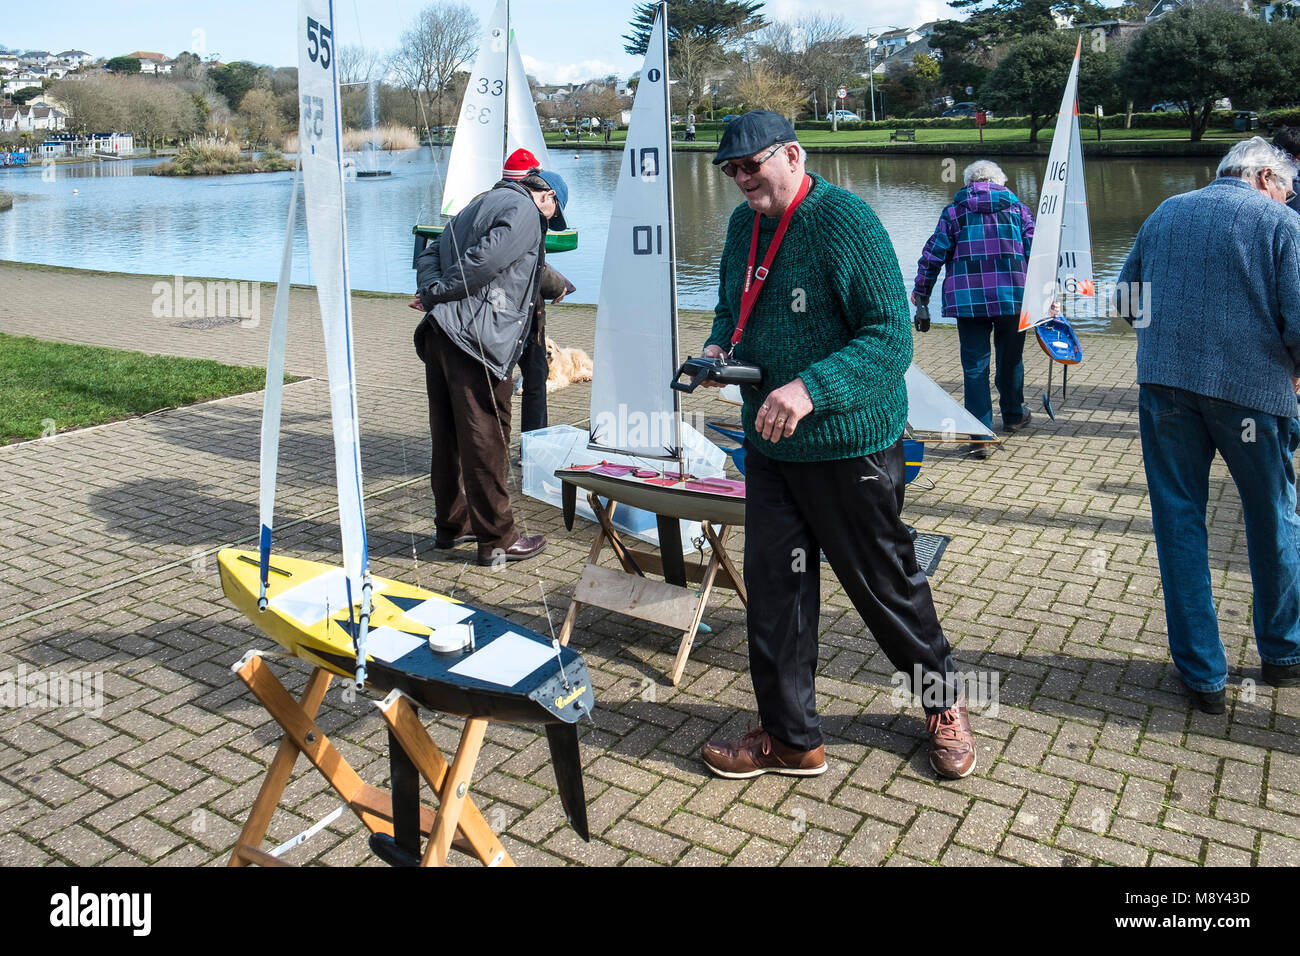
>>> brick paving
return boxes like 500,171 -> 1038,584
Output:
2,259 -> 1298,867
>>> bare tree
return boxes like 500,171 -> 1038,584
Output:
729,63 -> 805,120
750,14 -> 859,118
339,45 -> 383,84
389,1 -> 479,131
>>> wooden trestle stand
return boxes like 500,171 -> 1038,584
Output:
226,650 -> 513,867
558,492 -> 747,686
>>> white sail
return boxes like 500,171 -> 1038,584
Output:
1058,108 -> 1095,307
1018,37 -> 1083,332
297,0 -> 370,600
588,5 -> 679,459
441,0 -> 509,216
905,365 -> 997,441
257,160 -> 301,602
506,30 -> 551,168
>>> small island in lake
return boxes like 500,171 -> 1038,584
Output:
152,141 -> 293,177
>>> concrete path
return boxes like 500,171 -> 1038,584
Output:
1,260 -> 1297,867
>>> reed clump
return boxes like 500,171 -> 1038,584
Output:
282,124 -> 419,154
153,140 -> 293,176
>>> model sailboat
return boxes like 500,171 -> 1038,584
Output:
1018,36 -> 1090,419
555,2 -> 745,528
412,0 -> 577,255
219,0 -> 591,848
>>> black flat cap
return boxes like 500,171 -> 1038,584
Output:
712,110 -> 799,165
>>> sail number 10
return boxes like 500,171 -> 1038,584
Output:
306,17 -> 333,70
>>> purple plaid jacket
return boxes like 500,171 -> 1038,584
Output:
912,181 -> 1035,319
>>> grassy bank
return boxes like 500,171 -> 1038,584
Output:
152,141 -> 293,177
0,332 -> 284,444
547,125 -> 1248,156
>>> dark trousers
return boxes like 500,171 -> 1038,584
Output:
956,314 -> 1028,431
743,439 -> 958,751
422,322 -> 518,552
518,334 -> 548,432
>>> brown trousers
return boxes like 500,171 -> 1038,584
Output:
422,321 -> 518,553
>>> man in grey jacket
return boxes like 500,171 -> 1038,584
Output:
413,171 -> 569,566
1116,137 -> 1300,713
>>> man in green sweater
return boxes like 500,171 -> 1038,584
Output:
698,111 -> 976,780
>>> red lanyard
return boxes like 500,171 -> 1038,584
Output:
731,173 -> 812,350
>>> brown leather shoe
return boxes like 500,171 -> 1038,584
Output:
477,534 -> 547,566
701,726 -> 826,779
926,703 -> 977,779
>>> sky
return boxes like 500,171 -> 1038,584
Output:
2,0 -> 955,85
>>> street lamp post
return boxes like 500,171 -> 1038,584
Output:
866,31 -> 877,122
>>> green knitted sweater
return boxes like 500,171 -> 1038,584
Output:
704,172 -> 912,462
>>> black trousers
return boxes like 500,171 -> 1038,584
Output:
518,333 -> 548,433
743,439 -> 958,751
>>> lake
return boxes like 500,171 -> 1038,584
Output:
0,148 -> 1223,333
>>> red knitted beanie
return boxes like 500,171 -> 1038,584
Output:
503,148 -> 540,180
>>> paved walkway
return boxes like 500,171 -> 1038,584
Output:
1,260 -> 1298,867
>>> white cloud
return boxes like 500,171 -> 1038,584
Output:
761,0 -> 951,33
520,53 -> 637,86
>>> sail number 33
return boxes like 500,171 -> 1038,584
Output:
305,17 -> 333,69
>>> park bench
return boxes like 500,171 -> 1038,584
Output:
890,128 -> 917,142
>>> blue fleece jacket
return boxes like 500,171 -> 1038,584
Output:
1116,176 -> 1300,418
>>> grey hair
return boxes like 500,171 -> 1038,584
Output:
964,160 -> 1007,186
1217,136 -> 1297,184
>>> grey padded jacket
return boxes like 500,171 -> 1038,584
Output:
415,181 -> 546,380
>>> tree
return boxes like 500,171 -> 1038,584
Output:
11,86 -> 43,105
625,0 -> 766,114
172,51 -> 203,80
390,1 -> 479,129
982,31 -> 1082,141
1119,7 -> 1287,140
624,0 -> 766,54
240,88 -> 281,148
729,62 -> 804,119
105,56 -> 141,74
880,54 -> 943,117
339,45 -> 383,84
208,61 -> 262,111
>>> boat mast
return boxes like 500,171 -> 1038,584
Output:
502,0 -> 511,164
660,0 -> 684,473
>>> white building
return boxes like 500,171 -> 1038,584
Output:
2,72 -> 43,96
56,50 -> 94,67
127,51 -> 174,75
85,131 -> 134,154
0,105 -> 67,133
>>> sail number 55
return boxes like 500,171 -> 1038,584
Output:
306,17 -> 333,70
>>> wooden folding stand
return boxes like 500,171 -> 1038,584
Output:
558,492 -> 747,686
226,650 -> 512,868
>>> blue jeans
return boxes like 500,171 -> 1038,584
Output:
956,315 -> 1028,431
1139,384 -> 1300,691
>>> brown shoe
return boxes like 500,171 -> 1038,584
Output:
926,703 -> 977,779
701,726 -> 826,779
477,534 -> 547,566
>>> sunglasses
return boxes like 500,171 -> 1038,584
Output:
721,142 -> 785,178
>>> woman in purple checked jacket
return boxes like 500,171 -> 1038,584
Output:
911,160 -> 1035,458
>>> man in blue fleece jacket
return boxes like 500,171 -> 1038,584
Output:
1116,136 -> 1300,713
